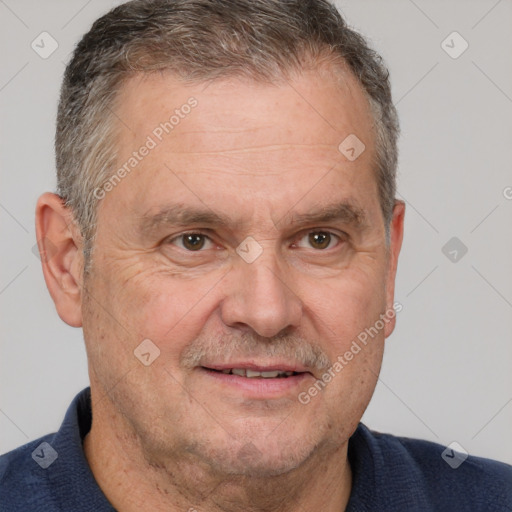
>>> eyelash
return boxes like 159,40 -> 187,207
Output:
166,230 -> 345,252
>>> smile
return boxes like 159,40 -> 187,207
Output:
198,364 -> 312,399
210,368 -> 297,378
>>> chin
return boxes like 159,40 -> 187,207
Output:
197,429 -> 322,478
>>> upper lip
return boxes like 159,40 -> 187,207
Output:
200,361 -> 312,374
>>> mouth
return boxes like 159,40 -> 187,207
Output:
198,363 -> 313,398
207,368 -> 298,378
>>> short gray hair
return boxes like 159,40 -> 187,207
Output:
56,0 -> 399,263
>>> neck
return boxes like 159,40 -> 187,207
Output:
84,395 -> 353,512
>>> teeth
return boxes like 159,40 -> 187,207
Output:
260,371 -> 280,378
246,369 -> 264,378
221,369 -> 295,378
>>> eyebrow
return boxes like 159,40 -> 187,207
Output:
138,205 -> 232,233
138,200 -> 368,235
286,202 -> 368,230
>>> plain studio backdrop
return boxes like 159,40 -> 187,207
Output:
1,0 -> 511,465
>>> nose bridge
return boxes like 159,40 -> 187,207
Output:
220,245 -> 302,338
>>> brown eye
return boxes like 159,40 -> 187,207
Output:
308,232 -> 333,250
182,234 -> 206,250
171,233 -> 212,251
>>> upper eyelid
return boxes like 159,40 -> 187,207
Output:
296,229 -> 343,238
166,230 -> 213,243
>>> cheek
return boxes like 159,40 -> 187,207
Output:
81,281 -> 139,396
111,268 -> 220,359
303,262 -> 387,421
303,263 -> 387,351
307,276 -> 386,440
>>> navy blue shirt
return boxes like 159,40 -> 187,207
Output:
1,388 -> 511,511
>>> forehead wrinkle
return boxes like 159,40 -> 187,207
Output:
162,143 -> 336,156
137,200 -> 369,238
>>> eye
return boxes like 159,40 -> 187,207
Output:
169,233 -> 214,251
295,231 -> 341,250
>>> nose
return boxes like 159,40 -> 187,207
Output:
220,253 -> 303,338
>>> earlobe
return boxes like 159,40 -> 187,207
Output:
35,192 -> 84,327
384,200 -> 405,338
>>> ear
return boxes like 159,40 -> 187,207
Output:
383,200 -> 405,338
35,192 -> 84,327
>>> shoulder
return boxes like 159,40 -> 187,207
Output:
0,434 -> 60,511
0,388 -> 113,512
349,423 -> 512,511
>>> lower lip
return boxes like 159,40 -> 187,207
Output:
199,368 -> 312,398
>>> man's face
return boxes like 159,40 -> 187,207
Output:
81,67 -> 402,476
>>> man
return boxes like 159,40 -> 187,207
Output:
1,0 -> 510,510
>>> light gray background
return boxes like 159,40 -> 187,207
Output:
1,0 -> 511,465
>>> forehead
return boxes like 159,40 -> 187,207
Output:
115,65 -> 374,152
103,65 -> 379,228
